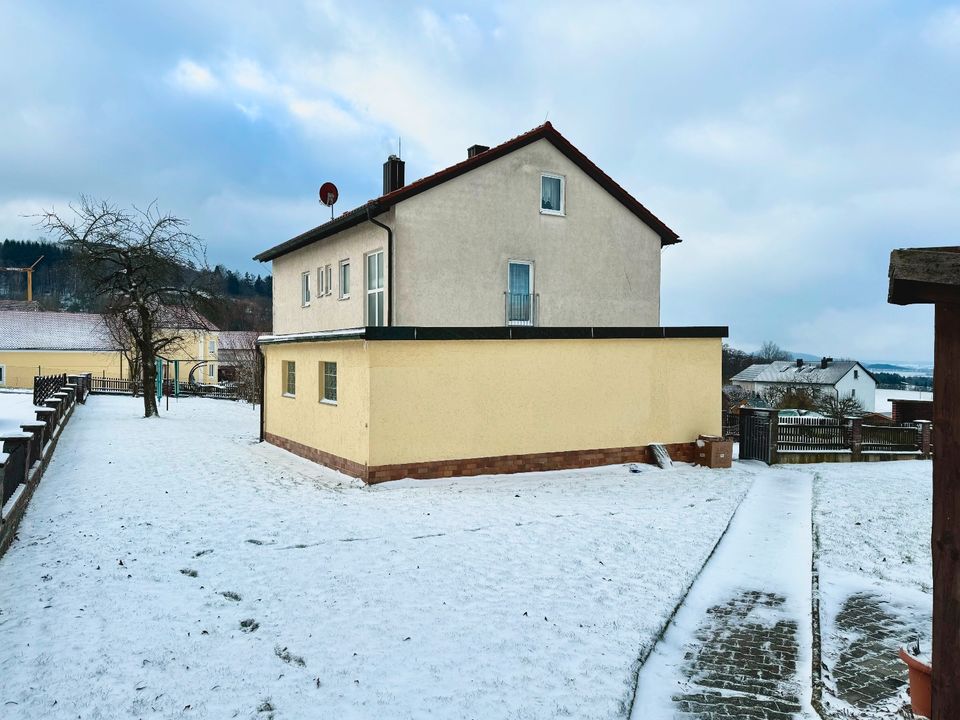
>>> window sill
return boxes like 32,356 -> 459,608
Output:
338,295 -> 350,301
282,393 -> 296,399
320,398 -> 338,406
301,303 -> 310,308
540,209 -> 565,216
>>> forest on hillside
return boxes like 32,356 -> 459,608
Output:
0,239 -> 272,331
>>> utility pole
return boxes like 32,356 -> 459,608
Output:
1,256 -> 44,301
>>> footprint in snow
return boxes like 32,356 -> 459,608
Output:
180,568 -> 198,577
240,618 -> 259,633
219,591 -> 242,602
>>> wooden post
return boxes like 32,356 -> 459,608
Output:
888,246 -> 960,718
932,302 -> 960,720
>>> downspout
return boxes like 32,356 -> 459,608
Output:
257,345 -> 265,442
366,205 -> 394,326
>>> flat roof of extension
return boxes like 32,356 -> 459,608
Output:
257,326 -> 729,345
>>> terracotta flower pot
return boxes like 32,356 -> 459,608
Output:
899,646 -> 932,719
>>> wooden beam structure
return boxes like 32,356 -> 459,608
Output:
888,245 -> 960,720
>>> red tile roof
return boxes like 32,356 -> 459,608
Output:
254,122 -> 680,262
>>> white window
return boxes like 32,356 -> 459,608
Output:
317,266 -> 325,296
301,272 -> 311,306
339,260 -> 351,299
325,265 -> 333,296
366,250 -> 385,326
283,361 -> 296,397
0,364 -> 5,385
321,361 -> 337,404
208,363 -> 215,378
208,340 -> 216,354
540,173 -> 565,215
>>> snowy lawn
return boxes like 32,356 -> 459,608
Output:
0,395 -> 753,719
814,460 -> 931,593
813,460 -> 932,716
0,390 -> 39,434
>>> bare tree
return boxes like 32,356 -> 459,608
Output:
758,340 -> 790,362
39,197 -> 212,417
815,393 -> 865,422
760,384 -> 822,411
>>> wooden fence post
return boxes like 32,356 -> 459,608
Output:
917,420 -> 933,458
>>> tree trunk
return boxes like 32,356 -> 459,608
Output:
933,302 -> 960,719
141,345 -> 159,418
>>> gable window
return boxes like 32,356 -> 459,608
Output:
283,360 -> 296,397
339,260 -> 350,299
321,361 -> 337,404
366,250 -> 385,326
301,272 -> 311,306
854,369 -> 859,379
540,173 -> 565,215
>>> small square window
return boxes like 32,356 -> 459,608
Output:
284,360 -> 296,397
322,361 -> 337,404
540,173 -> 564,215
339,260 -> 350,299
301,272 -> 311,306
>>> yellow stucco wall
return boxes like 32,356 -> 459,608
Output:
262,340 -> 370,466
262,337 -> 721,469
0,350 -> 125,389
366,338 -> 721,465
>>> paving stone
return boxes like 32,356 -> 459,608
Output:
820,591 -> 928,718
670,590 -> 803,718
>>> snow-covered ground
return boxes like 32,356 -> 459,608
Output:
0,395 -> 753,719
874,388 -> 933,413
0,389 -> 39,434
813,460 -> 932,716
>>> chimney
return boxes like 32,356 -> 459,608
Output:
796,358 -> 804,368
820,356 -> 833,369
467,144 -> 489,158
383,155 -> 405,194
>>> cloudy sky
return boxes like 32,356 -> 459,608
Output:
2,1 -> 955,361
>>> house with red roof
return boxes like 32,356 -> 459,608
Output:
254,123 -> 726,482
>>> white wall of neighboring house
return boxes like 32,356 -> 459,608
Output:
834,365 -> 877,412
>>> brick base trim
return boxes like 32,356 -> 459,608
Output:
263,432 -> 698,484
264,432 -> 369,480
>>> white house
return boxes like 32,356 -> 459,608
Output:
730,357 -> 877,412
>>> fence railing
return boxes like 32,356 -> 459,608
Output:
504,292 -> 539,326
33,373 -> 67,406
862,424 -> 921,452
777,417 -> 847,452
90,376 -> 138,394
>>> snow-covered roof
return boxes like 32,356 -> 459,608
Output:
730,360 -> 873,386
0,311 -> 118,351
217,331 -> 260,351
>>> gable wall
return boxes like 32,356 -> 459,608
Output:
392,139 -> 662,326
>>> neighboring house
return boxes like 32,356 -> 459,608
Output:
730,357 -> 877,412
254,122 -> 727,482
154,306 -> 220,384
0,308 -> 220,389
217,330 -> 260,382
0,310 -> 124,388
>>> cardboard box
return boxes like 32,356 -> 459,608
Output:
693,439 -> 733,469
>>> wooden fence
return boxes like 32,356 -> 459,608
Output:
777,416 -> 848,452
33,373 -> 67,406
89,376 -> 242,401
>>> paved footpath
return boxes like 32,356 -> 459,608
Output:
631,467 -> 817,719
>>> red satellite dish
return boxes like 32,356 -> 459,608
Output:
319,182 -> 339,207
